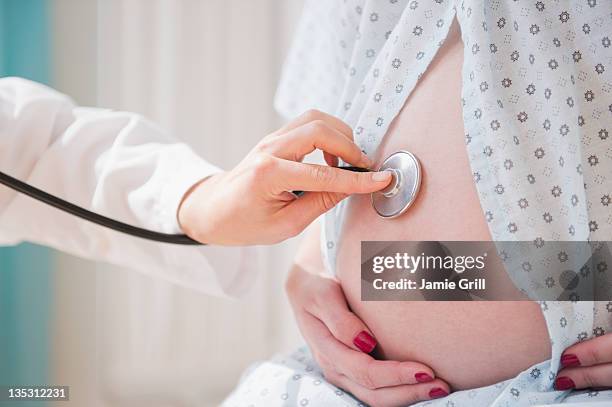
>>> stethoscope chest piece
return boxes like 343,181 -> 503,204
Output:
371,151 -> 422,219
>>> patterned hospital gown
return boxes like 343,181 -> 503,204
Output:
225,0 -> 612,406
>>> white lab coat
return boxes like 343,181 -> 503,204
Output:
0,77 -> 255,297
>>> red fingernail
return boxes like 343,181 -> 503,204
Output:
415,372 -> 434,383
554,376 -> 576,391
429,387 -> 449,399
353,331 -> 377,353
560,353 -> 581,368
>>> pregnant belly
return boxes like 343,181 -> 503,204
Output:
336,20 -> 551,390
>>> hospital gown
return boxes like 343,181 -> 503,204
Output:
225,0 -> 612,405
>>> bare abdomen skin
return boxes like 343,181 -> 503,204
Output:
336,20 -> 551,390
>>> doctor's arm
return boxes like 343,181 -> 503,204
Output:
0,77 -> 390,295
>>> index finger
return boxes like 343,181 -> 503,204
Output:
275,160 -> 391,194
272,120 -> 369,168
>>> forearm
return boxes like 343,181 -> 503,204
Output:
0,77 -> 219,242
0,77 -> 255,296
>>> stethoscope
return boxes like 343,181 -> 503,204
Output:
0,151 -> 421,245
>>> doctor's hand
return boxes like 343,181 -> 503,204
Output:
178,109 -> 391,245
555,333 -> 612,391
286,264 -> 451,407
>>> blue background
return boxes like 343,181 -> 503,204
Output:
0,1 -> 52,405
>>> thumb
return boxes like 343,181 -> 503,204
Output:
282,191 -> 347,234
308,278 -> 378,354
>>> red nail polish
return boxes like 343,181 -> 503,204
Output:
415,372 -> 434,383
560,353 -> 581,368
353,331 -> 377,353
429,387 -> 449,399
554,376 -> 576,391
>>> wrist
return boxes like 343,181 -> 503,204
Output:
177,172 -> 225,241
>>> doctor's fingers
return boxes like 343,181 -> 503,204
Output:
274,160 -> 391,195
262,119 -> 369,168
274,109 -> 353,141
325,370 -> 450,407
301,312 -> 438,389
272,110 -> 355,167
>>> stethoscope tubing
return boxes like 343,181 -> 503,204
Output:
0,165 -> 377,245
0,171 -> 202,245
0,166 -> 371,245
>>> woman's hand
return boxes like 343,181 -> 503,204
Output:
555,333 -> 612,390
286,264 -> 451,407
178,109 -> 392,245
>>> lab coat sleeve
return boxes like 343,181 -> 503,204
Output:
0,77 -> 256,297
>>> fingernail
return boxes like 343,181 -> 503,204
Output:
429,387 -> 449,399
415,372 -> 434,383
360,152 -> 372,168
554,376 -> 576,391
372,171 -> 392,182
353,331 -> 377,353
560,353 -> 580,368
